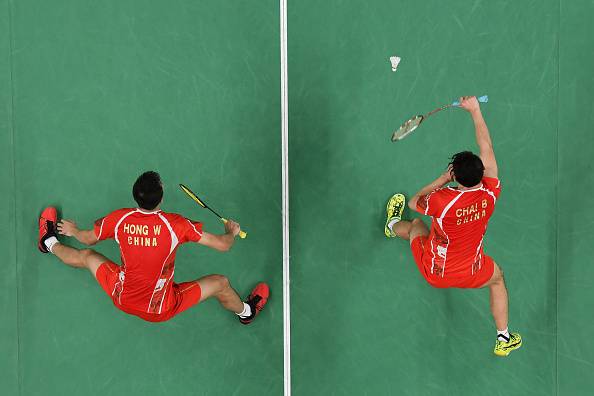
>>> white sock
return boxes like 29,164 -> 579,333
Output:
44,237 -> 59,253
497,328 -> 510,342
387,218 -> 401,232
237,302 -> 252,318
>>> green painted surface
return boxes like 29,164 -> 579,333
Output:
557,1 -> 594,395
289,1 -> 558,395
8,1 -> 281,395
1,0 -> 18,394
3,0 -> 594,395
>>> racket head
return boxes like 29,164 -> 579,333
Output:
391,115 -> 424,141
179,184 -> 207,208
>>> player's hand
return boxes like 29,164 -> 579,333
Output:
224,219 -> 241,237
458,96 -> 480,113
440,165 -> 454,183
57,219 -> 79,237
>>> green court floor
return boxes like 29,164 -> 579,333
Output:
557,1 -> 594,394
289,1 -> 592,395
3,1 -> 282,395
3,1 -> 594,395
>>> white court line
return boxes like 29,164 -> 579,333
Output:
280,0 -> 290,394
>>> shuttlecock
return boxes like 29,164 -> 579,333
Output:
390,56 -> 401,72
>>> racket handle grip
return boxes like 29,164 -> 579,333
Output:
222,218 -> 247,239
451,95 -> 488,106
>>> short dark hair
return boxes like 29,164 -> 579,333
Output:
449,151 -> 484,187
133,171 -> 163,210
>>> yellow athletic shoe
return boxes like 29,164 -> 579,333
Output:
384,193 -> 406,238
494,333 -> 522,357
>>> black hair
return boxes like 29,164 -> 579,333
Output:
132,171 -> 163,210
449,151 -> 484,187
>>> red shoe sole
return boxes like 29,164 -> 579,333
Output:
38,207 -> 57,253
239,282 -> 269,325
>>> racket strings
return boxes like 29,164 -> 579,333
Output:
392,116 -> 422,141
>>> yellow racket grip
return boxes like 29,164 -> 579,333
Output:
221,218 -> 247,239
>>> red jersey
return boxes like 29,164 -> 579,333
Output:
416,177 -> 501,279
93,208 -> 203,315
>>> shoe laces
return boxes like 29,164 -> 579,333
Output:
46,221 -> 57,236
248,295 -> 264,312
497,333 -> 510,343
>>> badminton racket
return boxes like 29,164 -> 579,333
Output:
391,95 -> 488,142
179,183 -> 247,239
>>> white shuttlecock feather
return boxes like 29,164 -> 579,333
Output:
390,56 -> 401,72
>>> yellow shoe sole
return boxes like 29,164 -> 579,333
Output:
385,193 -> 406,238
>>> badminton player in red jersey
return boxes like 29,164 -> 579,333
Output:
37,171 -> 268,324
384,96 -> 521,356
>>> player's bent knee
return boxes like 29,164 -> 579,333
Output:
409,218 -> 429,240
196,274 -> 233,301
212,274 -> 230,291
219,275 -> 230,290
490,262 -> 505,285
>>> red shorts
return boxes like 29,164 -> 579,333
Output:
410,236 -> 495,289
95,261 -> 202,322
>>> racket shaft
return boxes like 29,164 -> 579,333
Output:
425,105 -> 450,118
180,183 -> 247,239
205,206 -> 224,219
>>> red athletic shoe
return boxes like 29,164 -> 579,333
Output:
239,282 -> 270,325
38,207 -> 58,253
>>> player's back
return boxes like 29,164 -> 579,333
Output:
115,210 -> 175,306
94,208 -> 203,314
423,177 -> 501,277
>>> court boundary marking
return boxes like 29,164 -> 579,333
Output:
280,0 -> 291,395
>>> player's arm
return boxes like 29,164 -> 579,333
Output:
57,219 -> 99,246
409,167 -> 452,213
459,96 -> 498,178
197,220 -> 240,252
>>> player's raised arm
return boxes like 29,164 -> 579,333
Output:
198,219 -> 241,252
459,96 -> 498,178
408,167 -> 453,213
57,219 -> 99,246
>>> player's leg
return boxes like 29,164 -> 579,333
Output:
51,244 -> 108,278
196,274 -> 269,325
482,261 -> 522,356
197,274 -> 244,313
483,263 -> 508,331
38,206 -> 108,278
391,218 -> 430,240
385,193 -> 429,240
405,218 -> 429,241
